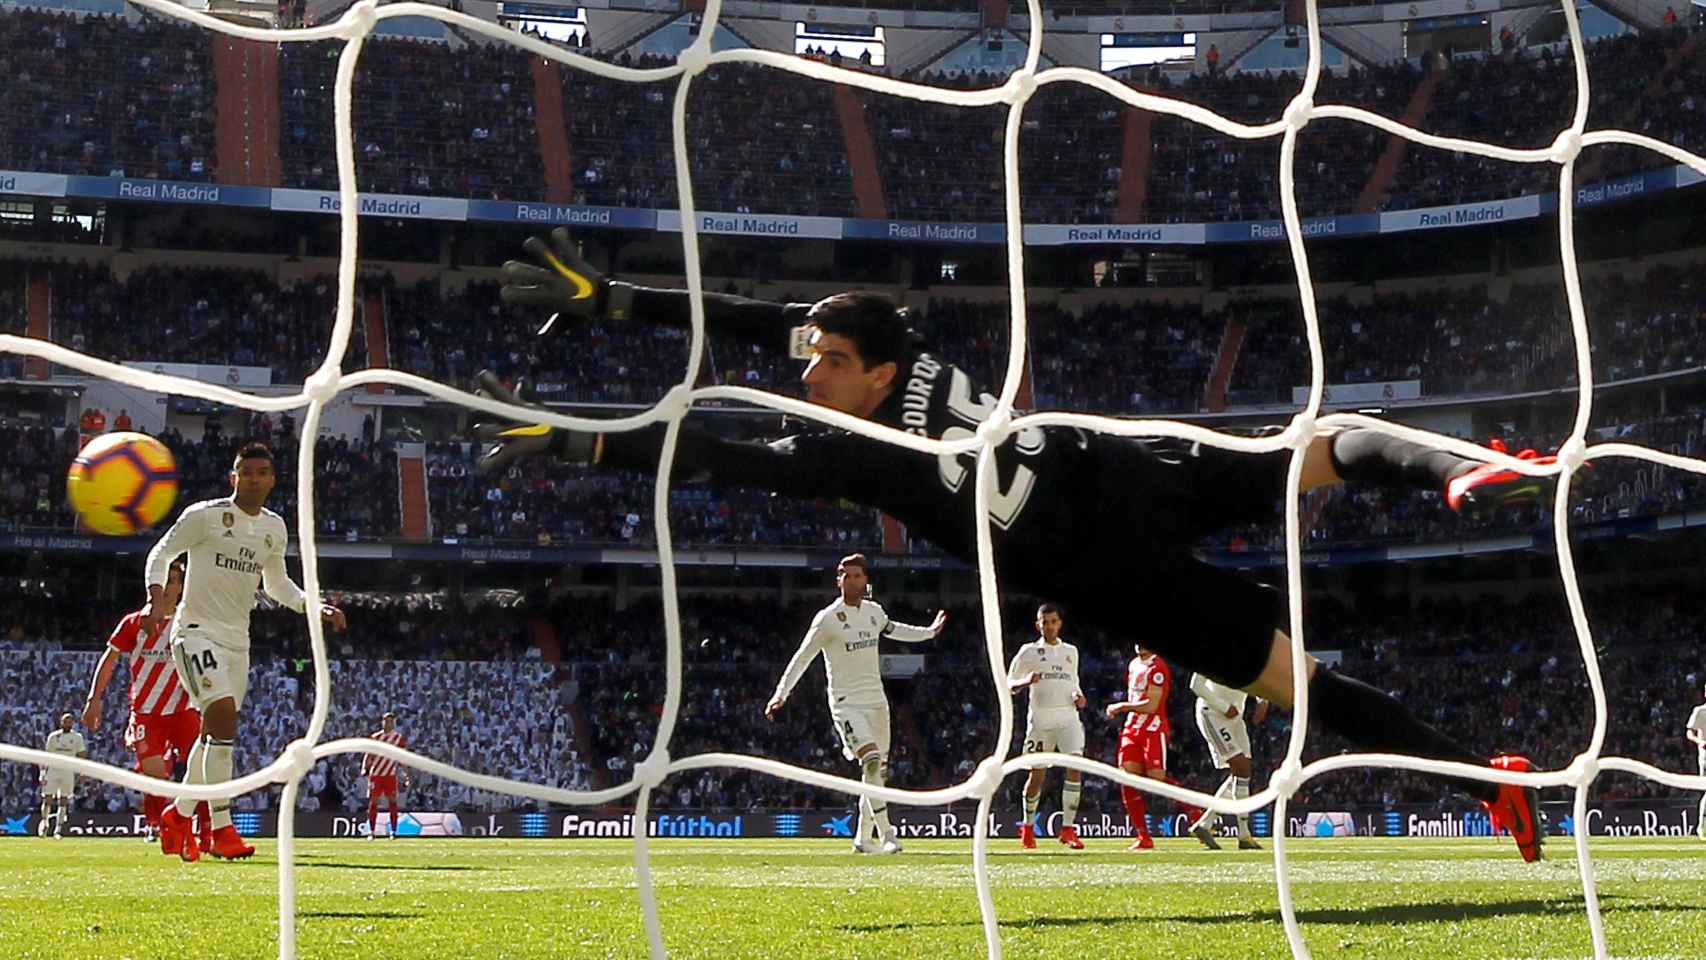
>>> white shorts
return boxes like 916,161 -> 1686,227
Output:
1022,716 -> 1085,756
831,702 -> 891,762
1196,702 -> 1252,769
172,627 -> 252,712
41,770 -> 75,797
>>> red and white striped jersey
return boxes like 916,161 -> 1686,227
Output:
1122,654 -> 1172,736
362,729 -> 407,777
106,610 -> 191,717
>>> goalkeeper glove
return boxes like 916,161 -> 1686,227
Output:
469,370 -> 598,475
499,227 -> 635,336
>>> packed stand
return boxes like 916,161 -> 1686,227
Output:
1227,261 -> 1706,404
0,8 -> 215,181
280,37 -> 545,200
681,63 -> 857,218
556,53 -> 676,210
862,71 -> 1009,223
426,442 -> 883,548
46,263 -> 357,383
0,420 -> 400,541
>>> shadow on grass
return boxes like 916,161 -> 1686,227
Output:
297,862 -> 488,872
299,910 -> 425,921
844,894 -> 1697,933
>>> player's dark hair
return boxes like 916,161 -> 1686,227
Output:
168,557 -> 188,583
232,442 -> 273,470
838,553 -> 869,573
807,292 -> 914,370
1037,602 -> 1062,619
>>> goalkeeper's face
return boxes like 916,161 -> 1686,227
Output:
801,331 -> 897,420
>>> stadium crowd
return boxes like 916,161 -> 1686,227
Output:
280,37 -> 545,200
0,8 -> 215,181
2,8 -> 1703,225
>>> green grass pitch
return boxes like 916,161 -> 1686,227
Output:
2,836 -> 1705,959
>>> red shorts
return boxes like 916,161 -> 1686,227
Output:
368,775 -> 399,800
1118,728 -> 1169,773
126,711 -> 201,765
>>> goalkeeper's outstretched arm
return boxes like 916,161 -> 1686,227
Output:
500,227 -> 809,351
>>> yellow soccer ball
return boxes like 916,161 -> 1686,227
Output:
67,432 -> 179,536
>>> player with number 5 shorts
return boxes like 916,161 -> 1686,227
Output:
479,229 -> 1549,861
142,442 -> 346,863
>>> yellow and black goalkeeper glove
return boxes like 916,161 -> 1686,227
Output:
498,227 -> 635,337
469,370 -> 597,475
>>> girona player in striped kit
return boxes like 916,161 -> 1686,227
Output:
362,712 -> 409,839
1106,644 -> 1203,850
81,558 -> 213,852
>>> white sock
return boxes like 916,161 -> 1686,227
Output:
862,755 -> 893,842
175,736 -> 206,817
176,736 -> 236,828
203,738 -> 236,830
1191,776 -> 1236,833
855,797 -> 872,845
56,800 -> 69,832
1697,792 -> 1705,833
1233,776 -> 1252,838
1061,780 -> 1082,827
39,798 -> 51,830
1022,790 -> 1040,826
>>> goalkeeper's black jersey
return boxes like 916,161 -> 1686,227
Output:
599,286 -> 1285,602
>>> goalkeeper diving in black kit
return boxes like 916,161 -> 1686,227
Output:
478,228 -> 1554,862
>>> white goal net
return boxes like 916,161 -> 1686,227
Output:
4,1 -> 1706,958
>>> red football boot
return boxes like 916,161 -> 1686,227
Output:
1057,825 -> 1084,850
159,807 -> 198,862
1481,754 -> 1544,863
1127,834 -> 1155,851
1018,823 -> 1037,850
208,825 -> 256,860
1447,439 -> 1557,517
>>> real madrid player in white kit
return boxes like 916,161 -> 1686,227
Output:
39,713 -> 88,837
141,443 -> 346,862
1185,671 -> 1268,850
766,554 -> 946,854
1686,684 -> 1706,840
1007,603 -> 1088,850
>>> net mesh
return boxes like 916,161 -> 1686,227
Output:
3,2 -> 1706,958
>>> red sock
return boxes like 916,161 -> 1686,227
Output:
1163,775 -> 1205,825
1121,785 -> 1150,838
368,798 -> 379,834
196,801 -> 213,842
389,807 -> 399,833
143,794 -> 164,828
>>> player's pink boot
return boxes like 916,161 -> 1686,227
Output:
208,825 -> 256,860
1482,754 -> 1544,863
1057,825 -> 1084,850
159,807 -> 199,862
1447,439 -> 1557,516
1018,823 -> 1037,850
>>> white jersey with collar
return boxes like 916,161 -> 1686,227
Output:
773,597 -> 935,710
1006,638 -> 1082,724
44,728 -> 86,758
1688,703 -> 1706,758
144,497 -> 305,649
